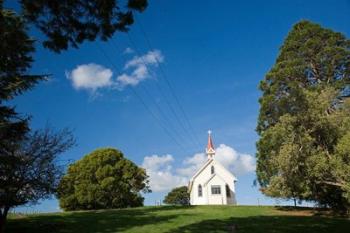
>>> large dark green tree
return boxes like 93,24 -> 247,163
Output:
164,186 -> 190,206
1,0 -> 147,231
256,20 -> 350,211
57,148 -> 150,210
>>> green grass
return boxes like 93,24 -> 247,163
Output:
6,205 -> 350,233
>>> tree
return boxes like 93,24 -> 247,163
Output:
21,0 -> 148,52
57,148 -> 150,210
1,0 -> 148,148
1,0 -> 148,231
164,186 -> 190,206
0,127 -> 75,232
256,20 -> 350,211
0,7 -> 46,148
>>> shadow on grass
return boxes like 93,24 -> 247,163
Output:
6,206 -> 350,233
6,206 -> 191,233
274,206 -> 348,218
165,215 -> 350,233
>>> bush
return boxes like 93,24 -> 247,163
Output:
164,186 -> 190,205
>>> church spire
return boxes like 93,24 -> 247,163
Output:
206,130 -> 215,159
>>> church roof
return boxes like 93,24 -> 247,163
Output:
187,159 -> 237,193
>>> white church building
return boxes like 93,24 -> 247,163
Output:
188,131 -> 237,205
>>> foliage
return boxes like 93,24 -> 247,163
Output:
0,127 -> 75,231
6,206 -> 350,233
57,148 -> 150,211
164,186 -> 190,205
0,7 -> 47,232
1,0 -> 148,230
0,7 -> 46,150
21,0 -> 148,52
256,20 -> 350,211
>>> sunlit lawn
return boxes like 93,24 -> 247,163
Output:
6,205 -> 350,233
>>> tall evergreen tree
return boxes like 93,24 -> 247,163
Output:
256,20 -> 350,211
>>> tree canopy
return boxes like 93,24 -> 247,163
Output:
21,0 -> 148,52
0,127 -> 75,232
256,20 -> 350,211
164,186 -> 190,206
57,148 -> 150,211
1,0 -> 148,231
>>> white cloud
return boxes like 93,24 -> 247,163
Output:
66,63 -> 113,91
124,50 -> 163,69
67,50 -> 163,93
176,153 -> 207,177
142,144 -> 256,193
116,50 -> 164,88
124,47 -> 134,54
215,144 -> 256,176
142,155 -> 187,192
233,154 -> 256,175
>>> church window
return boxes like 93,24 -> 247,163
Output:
198,185 -> 202,197
226,184 -> 231,197
211,165 -> 215,174
211,185 -> 221,195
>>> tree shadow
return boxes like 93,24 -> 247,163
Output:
164,215 -> 350,233
6,207 -> 192,233
274,206 -> 346,217
6,206 -> 350,233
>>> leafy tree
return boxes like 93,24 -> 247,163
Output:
0,127 -> 75,232
1,0 -> 147,230
164,186 -> 190,206
256,20 -> 350,211
57,148 -> 150,210
21,0 -> 148,52
1,0 -> 148,148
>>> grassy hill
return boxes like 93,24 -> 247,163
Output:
6,205 -> 350,233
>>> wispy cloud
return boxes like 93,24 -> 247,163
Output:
116,50 -> 164,89
66,50 -> 164,94
124,47 -> 134,54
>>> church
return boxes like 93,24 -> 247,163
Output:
188,131 -> 237,205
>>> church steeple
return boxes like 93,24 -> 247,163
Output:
206,130 -> 215,159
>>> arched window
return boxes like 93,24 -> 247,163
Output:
211,165 -> 215,174
198,184 -> 202,197
226,184 -> 231,197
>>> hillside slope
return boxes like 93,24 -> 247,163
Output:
6,206 -> 350,233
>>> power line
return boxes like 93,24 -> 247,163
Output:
132,14 -> 202,149
125,32 -> 202,151
109,38 -> 193,149
96,43 -> 188,154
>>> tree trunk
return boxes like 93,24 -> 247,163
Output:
293,198 -> 297,207
0,206 -> 10,233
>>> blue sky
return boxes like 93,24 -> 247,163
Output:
7,0 -> 350,212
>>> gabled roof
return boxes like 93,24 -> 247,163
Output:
188,159 -> 213,193
187,159 -> 237,193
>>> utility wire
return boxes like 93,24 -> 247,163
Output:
132,14 -> 202,149
125,32 -> 201,151
109,38 -> 191,148
96,43 -> 188,154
